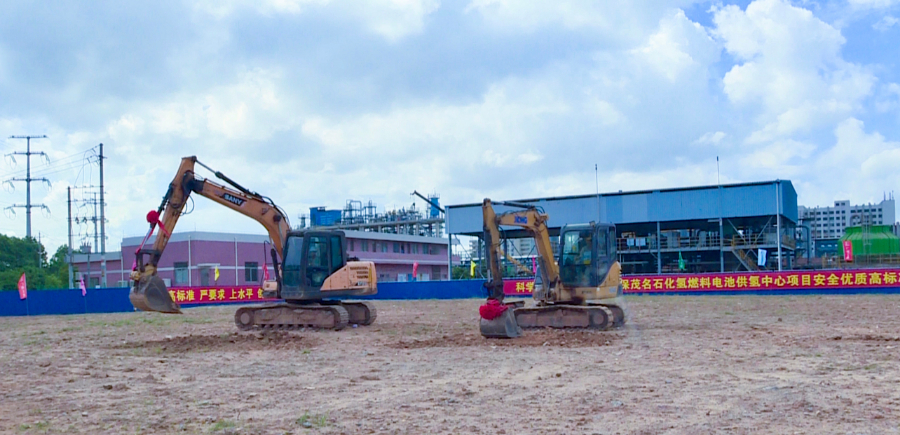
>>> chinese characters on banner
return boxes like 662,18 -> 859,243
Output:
166,286 -> 279,305
622,269 -> 900,293
503,279 -> 535,295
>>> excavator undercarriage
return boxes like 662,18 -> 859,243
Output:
480,301 -> 625,338
233,301 -> 377,331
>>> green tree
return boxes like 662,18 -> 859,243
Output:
452,265 -> 472,280
45,245 -> 70,289
0,234 -> 70,290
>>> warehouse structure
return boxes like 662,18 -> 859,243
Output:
446,180 -> 798,275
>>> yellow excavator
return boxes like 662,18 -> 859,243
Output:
129,156 -> 377,330
479,198 -> 626,338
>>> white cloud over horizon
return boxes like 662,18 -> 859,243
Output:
1,0 -> 899,255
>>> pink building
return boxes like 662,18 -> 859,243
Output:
71,230 -> 455,288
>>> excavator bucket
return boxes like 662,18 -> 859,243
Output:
480,308 -> 522,338
129,275 -> 182,314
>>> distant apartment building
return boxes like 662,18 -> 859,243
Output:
798,197 -> 896,240
71,230 -> 455,288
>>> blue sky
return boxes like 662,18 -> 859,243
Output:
1,0 -> 898,253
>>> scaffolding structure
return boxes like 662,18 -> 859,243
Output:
301,194 -> 445,237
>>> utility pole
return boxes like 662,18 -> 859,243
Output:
99,143 -> 107,287
68,187 -> 74,289
5,135 -> 50,238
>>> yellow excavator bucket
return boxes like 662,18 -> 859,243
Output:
129,274 -> 182,314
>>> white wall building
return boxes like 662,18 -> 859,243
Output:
798,197 -> 896,240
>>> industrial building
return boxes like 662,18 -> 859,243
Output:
71,230 -> 454,288
302,194 -> 444,238
447,180 -> 798,275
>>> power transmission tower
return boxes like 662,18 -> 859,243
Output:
4,135 -> 50,238
73,186 -> 104,287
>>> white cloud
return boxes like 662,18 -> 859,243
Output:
713,0 -> 875,142
873,15 -> 899,31
631,10 -> 720,82
694,131 -> 727,146
738,139 -> 815,176
464,0 -> 697,46
195,0 -> 438,41
3,0 -> 900,254
874,83 -> 900,112
848,0 -> 900,10
796,118 -> 900,207
359,0 -> 441,41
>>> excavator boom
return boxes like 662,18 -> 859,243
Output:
130,156 -> 289,314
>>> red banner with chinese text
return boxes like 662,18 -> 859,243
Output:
503,279 -> 536,296
843,240 -> 853,262
167,286 -> 279,305
623,269 -> 900,293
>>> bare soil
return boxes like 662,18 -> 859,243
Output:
2,295 -> 900,434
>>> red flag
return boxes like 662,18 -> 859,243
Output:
79,277 -> 87,297
17,273 -> 27,300
263,265 -> 270,281
843,240 -> 853,262
412,262 -> 419,279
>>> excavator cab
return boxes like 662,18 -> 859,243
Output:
558,223 -> 617,289
280,230 -> 376,300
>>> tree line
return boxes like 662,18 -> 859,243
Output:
0,234 -> 70,290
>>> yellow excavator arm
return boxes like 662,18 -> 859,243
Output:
130,156 -> 291,313
482,198 -> 561,303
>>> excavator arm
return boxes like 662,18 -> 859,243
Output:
482,198 -> 560,303
130,156 -> 291,313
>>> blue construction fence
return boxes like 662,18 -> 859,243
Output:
3,280 -> 900,317
0,280 -> 492,317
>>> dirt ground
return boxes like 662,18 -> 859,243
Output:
2,295 -> 900,435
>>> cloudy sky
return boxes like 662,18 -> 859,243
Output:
1,0 -> 899,254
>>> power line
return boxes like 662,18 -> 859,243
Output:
0,144 -> 99,179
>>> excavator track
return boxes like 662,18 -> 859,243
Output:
322,301 -> 377,326
513,304 -> 624,330
234,303 -> 349,331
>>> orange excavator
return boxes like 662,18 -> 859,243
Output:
479,198 -> 626,338
129,156 -> 377,330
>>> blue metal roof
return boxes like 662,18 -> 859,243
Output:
447,180 -> 798,235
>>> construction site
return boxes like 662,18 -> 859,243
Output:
3,295 -> 899,434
